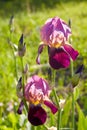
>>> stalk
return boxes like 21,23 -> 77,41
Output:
71,59 -> 75,130
20,57 -> 28,112
52,69 -> 61,130
31,125 -> 35,130
9,28 -> 18,81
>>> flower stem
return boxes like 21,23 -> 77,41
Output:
52,88 -> 59,107
52,69 -> 61,130
20,57 -> 24,94
31,125 -> 35,130
20,57 -> 28,112
72,92 -> 75,130
70,59 -> 75,130
58,108 -> 62,130
52,87 -> 61,130
71,59 -> 74,77
52,70 -> 59,106
9,31 -> 18,81
43,125 -> 48,130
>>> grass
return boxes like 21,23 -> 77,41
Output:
0,1 -> 87,129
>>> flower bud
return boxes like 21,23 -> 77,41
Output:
71,64 -> 83,88
68,19 -> 72,28
16,77 -> 23,98
9,15 -> 14,33
9,15 -> 14,26
71,74 -> 80,88
18,34 -> 26,56
17,100 -> 24,114
23,64 -> 29,74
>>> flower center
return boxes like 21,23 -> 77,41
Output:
49,31 -> 65,48
28,88 -> 44,105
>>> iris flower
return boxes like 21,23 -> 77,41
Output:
17,75 -> 58,126
36,17 -> 79,69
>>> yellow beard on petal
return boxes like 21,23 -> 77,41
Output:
29,93 -> 43,105
51,42 -> 62,48
32,100 -> 40,105
29,98 -> 41,105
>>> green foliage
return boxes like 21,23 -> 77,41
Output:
76,103 -> 87,130
61,98 -> 72,127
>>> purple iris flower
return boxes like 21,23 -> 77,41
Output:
36,17 -> 79,69
17,75 -> 58,126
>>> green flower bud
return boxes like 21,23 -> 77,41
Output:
18,34 -> 26,57
71,73 -> 80,88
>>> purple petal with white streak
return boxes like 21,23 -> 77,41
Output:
44,100 -> 58,114
63,44 -> 79,60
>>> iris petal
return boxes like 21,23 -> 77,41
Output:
24,75 -> 51,102
41,17 -> 71,44
44,100 -> 58,114
49,47 -> 70,69
63,44 -> 79,60
28,104 -> 47,126
55,18 -> 71,40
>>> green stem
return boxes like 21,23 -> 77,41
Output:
43,125 -> 48,130
52,69 -> 61,130
52,88 -> 61,130
52,69 -> 59,106
71,59 -> 74,77
31,125 -> 35,130
70,59 -> 75,130
20,57 -> 24,94
9,31 -> 18,81
20,57 -> 28,112
72,92 -> 75,130
52,88 -> 59,107
58,109 -> 62,130
14,54 -> 18,81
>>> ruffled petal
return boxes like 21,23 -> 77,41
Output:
24,75 -> 51,102
40,17 -> 71,44
63,44 -> 79,60
17,100 -> 24,114
36,44 -> 44,64
49,47 -> 70,69
44,100 -> 58,114
28,104 -> 47,126
41,20 -> 53,44
55,17 -> 71,40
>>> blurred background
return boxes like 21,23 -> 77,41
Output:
0,0 -> 87,130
